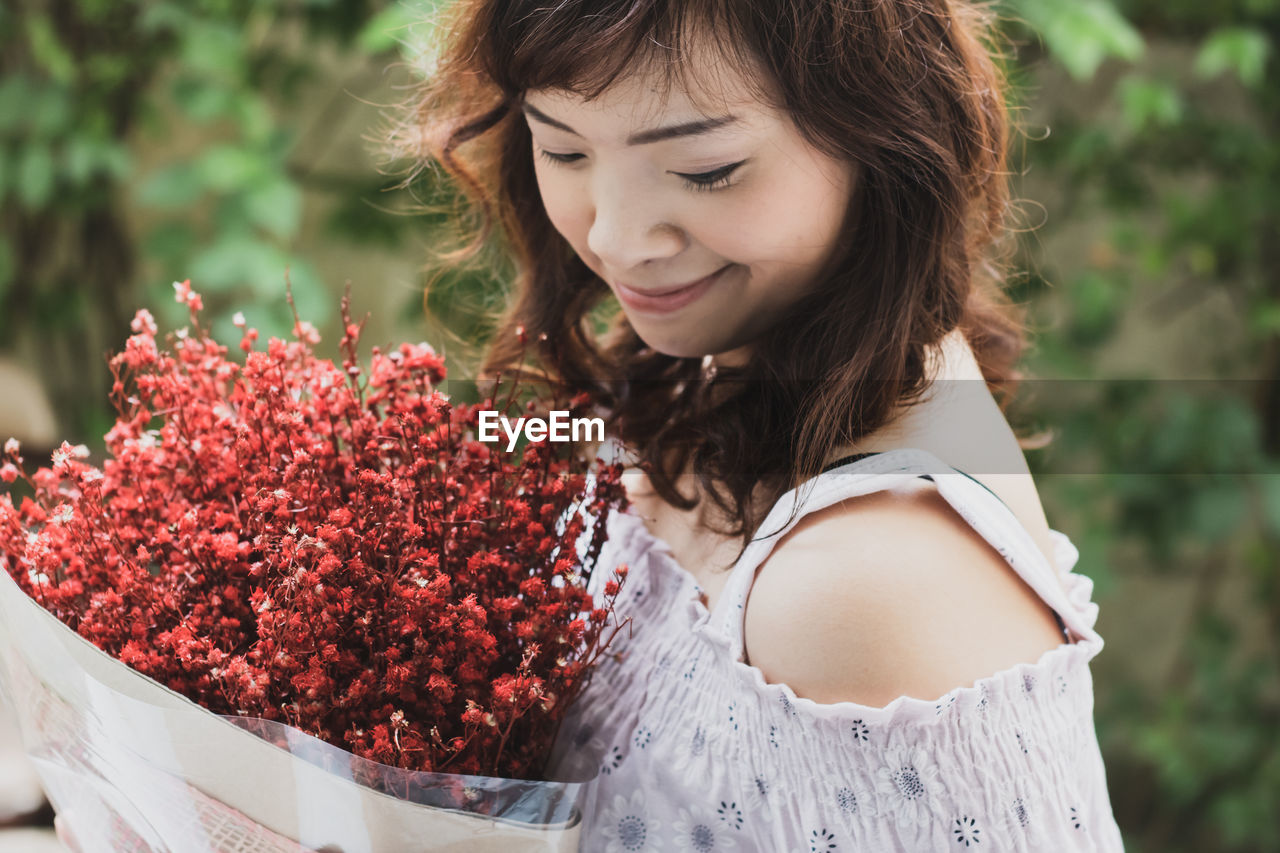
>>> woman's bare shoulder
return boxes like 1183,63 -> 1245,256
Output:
741,482 -> 1067,708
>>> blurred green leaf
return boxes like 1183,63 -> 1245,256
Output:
1195,27 -> 1272,88
206,259 -> 332,346
197,145 -> 268,193
0,144 -> 9,204
273,260 -> 331,323
83,53 -> 131,89
1186,243 -> 1216,277
142,221 -> 197,270
137,1 -> 189,35
1187,481 -> 1250,543
61,136 -> 130,187
172,76 -> 237,123
1252,302 -> 1280,336
178,20 -> 243,84
189,235 -> 285,294
1117,75 -> 1184,131
24,14 -> 76,85
357,3 -> 421,55
1137,242 -> 1169,278
1068,270 -> 1123,344
16,144 -> 55,209
1009,0 -> 1144,80
101,143 -> 132,181
243,177 -> 303,241
232,93 -> 275,146
63,136 -> 97,187
0,75 -> 32,134
137,162 -> 204,208
1261,476 -> 1280,538
28,84 -> 72,139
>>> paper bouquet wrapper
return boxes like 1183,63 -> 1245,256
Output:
0,566 -> 600,853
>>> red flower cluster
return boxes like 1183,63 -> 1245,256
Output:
0,280 -> 630,782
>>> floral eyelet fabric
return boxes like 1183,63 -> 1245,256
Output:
546,448 -> 1123,852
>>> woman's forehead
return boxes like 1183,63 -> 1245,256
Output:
524,48 -> 776,131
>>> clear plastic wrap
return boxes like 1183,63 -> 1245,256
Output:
0,565 -> 600,853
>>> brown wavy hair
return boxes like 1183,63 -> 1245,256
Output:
393,0 -> 1028,564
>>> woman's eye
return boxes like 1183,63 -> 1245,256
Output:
536,148 -> 744,193
537,149 -> 585,166
673,161 -> 745,192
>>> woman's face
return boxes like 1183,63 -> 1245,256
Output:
522,50 -> 855,364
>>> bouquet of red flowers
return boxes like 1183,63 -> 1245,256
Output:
0,280 -> 630,852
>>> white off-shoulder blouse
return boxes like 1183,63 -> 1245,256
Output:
547,446 -> 1123,852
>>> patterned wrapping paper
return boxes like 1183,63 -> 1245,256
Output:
0,564 -> 598,853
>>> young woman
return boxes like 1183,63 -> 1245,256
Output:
403,0 -> 1124,849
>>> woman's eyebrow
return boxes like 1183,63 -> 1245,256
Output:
520,101 -> 740,145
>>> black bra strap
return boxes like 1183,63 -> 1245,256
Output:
820,450 -> 1008,509
818,452 -> 880,475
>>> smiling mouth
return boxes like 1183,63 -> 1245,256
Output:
617,267 -> 729,297
612,266 -> 730,314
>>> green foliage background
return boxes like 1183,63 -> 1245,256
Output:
1,1 -> 1277,848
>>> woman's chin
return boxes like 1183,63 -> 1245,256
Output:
633,336 -> 719,361
628,327 -> 753,364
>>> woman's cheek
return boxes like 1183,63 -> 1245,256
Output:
705,190 -> 771,260
750,158 -> 849,256
537,176 -> 587,251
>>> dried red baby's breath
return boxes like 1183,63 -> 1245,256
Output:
0,280 -> 630,782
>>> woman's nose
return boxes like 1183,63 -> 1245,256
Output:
585,188 -> 685,272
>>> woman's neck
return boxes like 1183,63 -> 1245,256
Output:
824,328 -> 985,462
616,329 -> 997,514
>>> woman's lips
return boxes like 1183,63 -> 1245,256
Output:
615,266 -> 729,314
